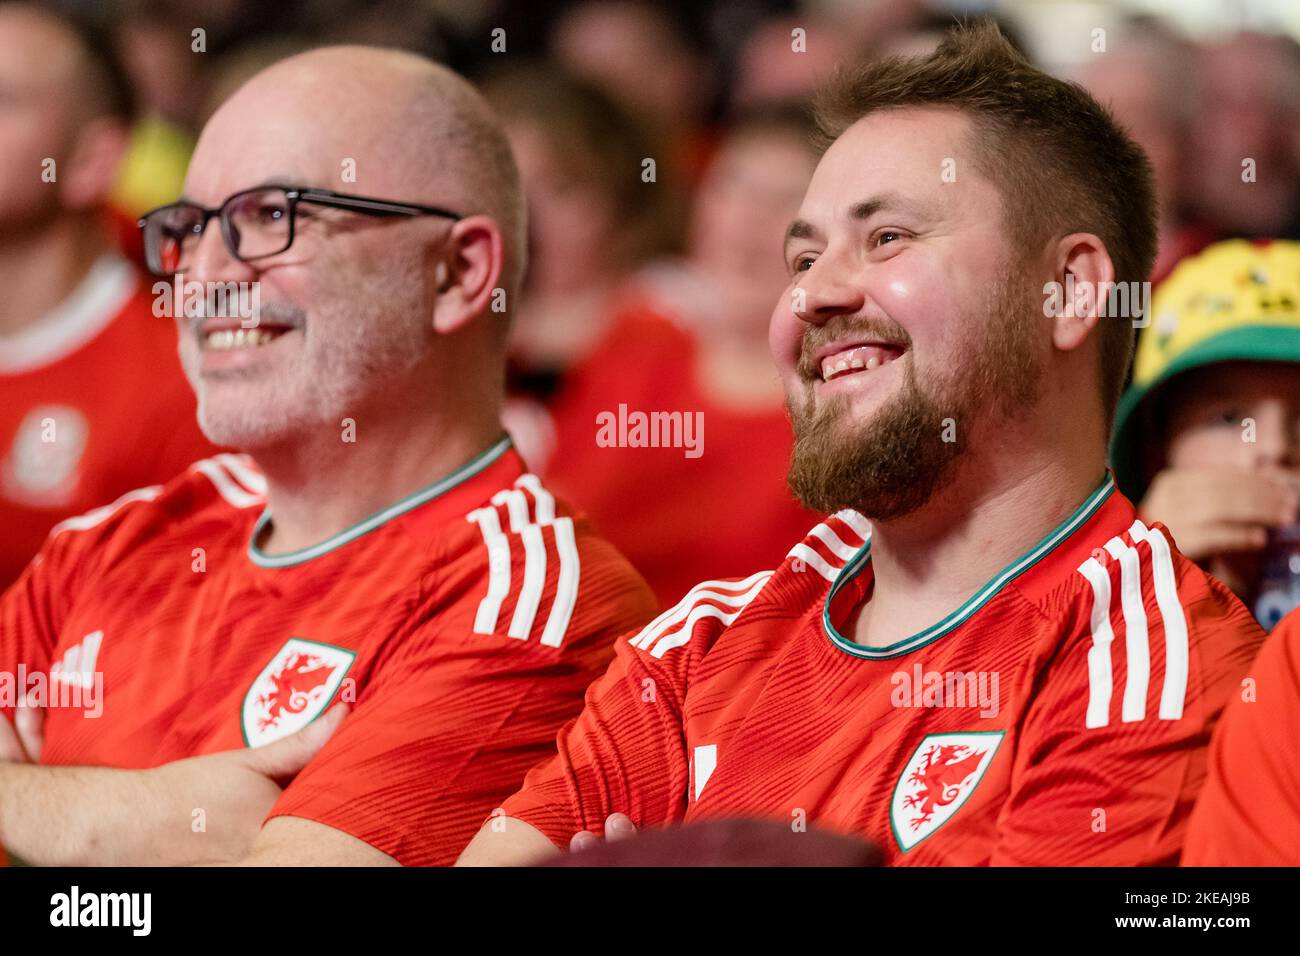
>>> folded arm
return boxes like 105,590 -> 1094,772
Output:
0,704 -> 347,866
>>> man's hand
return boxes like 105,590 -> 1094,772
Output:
1141,467 -> 1298,562
144,703 -> 350,865
569,812 -> 638,853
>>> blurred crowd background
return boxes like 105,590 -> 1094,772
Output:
4,0 -> 1300,612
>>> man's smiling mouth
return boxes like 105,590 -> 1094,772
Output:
197,318 -> 300,352
819,343 -> 907,382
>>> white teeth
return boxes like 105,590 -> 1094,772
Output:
820,346 -> 899,381
204,328 -> 279,350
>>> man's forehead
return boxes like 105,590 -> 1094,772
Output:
183,154 -> 326,205
791,110 -> 983,229
821,110 -> 971,183
183,104 -> 338,203
185,77 -> 424,203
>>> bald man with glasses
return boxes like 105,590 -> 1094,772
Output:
0,46 -> 655,867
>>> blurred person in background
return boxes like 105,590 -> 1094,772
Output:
484,64 -> 680,468
1187,31 -> 1300,242
1110,239 -> 1300,629
728,16 -> 851,111
540,105 -> 821,606
105,0 -> 212,256
864,7 -> 1029,61
548,0 -> 715,185
1075,18 -> 1208,283
0,2 -> 214,592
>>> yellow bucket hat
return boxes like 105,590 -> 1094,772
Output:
1109,239 -> 1300,500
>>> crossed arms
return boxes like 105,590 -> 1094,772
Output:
0,704 -> 396,866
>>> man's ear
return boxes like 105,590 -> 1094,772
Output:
1049,232 -> 1115,354
60,117 -> 129,211
431,214 -> 505,336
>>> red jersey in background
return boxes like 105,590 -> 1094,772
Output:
0,255 -> 215,591
512,307 -> 816,607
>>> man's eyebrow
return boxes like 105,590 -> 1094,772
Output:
784,219 -> 818,247
848,191 -> 939,221
784,192 -> 943,251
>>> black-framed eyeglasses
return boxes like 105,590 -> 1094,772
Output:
137,185 -> 464,277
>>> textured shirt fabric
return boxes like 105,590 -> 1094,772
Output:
0,438 -> 656,865
501,477 -> 1264,865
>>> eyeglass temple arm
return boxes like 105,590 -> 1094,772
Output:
295,190 -> 463,220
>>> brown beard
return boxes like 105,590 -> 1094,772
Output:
787,268 -> 1042,520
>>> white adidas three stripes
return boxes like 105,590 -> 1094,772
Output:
630,571 -> 774,659
785,509 -> 871,583
467,474 -> 580,647
1076,519 -> 1190,729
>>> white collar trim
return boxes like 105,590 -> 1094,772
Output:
0,254 -> 140,375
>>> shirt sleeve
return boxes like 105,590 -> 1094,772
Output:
265,531 -> 658,867
1182,611 -> 1300,866
496,630 -> 698,849
0,497 -> 129,726
992,549 -> 1263,866
496,572 -> 751,849
0,563 -> 55,730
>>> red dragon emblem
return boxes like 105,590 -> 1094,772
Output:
256,653 -> 338,732
901,743 -> 987,831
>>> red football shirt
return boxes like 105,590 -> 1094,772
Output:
0,255 -> 215,591
530,308 -> 818,606
500,476 -> 1264,864
0,437 -> 656,865
1182,608 -> 1300,865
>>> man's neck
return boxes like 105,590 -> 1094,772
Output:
0,216 -> 109,336
696,326 -> 784,411
850,434 -> 1106,649
252,405 -> 505,557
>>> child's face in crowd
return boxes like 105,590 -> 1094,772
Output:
1164,361 -> 1300,478
1149,360 -> 1300,606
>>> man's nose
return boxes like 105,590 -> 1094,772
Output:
792,260 -> 866,326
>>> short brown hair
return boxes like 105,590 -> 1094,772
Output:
813,19 -> 1157,427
